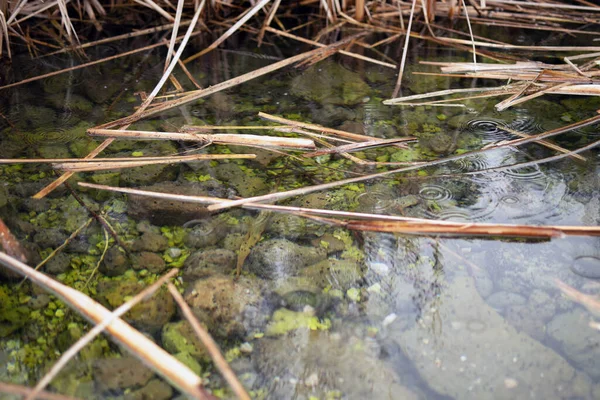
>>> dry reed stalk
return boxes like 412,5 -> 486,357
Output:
1,154 -> 253,164
0,382 -> 79,400
77,182 -> 600,239
134,0 -> 174,21
0,217 -> 27,262
332,218 -> 600,237
355,0 -> 365,21
87,128 -> 316,149
168,283 -> 251,400
33,139 -> 115,199
304,137 -> 414,157
34,1 -> 206,198
41,21 -> 193,57
392,0 -> 417,98
180,124 -> 293,132
0,10 -> 10,59
488,0 -> 600,12
94,36 -> 365,131
141,0 -> 206,108
500,126 -> 586,162
0,252 -> 211,400
28,269 -> 179,400
258,112 -> 382,143
53,153 -> 257,172
0,31 -> 202,91
264,26 -> 396,68
205,117 -> 600,212
184,0 -> 271,63
257,0 -> 281,46
164,0 -> 185,69
555,279 -> 600,317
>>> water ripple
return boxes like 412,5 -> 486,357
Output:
357,190 -> 396,213
418,185 -> 452,202
463,119 -> 511,142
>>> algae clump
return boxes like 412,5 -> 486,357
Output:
266,308 -> 331,336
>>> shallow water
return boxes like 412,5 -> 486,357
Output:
0,31 -> 599,399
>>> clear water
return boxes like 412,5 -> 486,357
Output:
0,32 -> 599,399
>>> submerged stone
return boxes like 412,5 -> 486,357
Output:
96,279 -> 175,334
291,61 -> 370,106
183,275 -> 263,338
393,276 -> 595,399
99,246 -> 131,277
246,239 -> 327,279
182,248 -> 236,280
93,356 -> 154,391
254,330 -> 424,399
300,259 -> 363,291
570,255 -> 600,279
130,252 -> 167,274
125,379 -> 173,400
547,309 -> 600,379
161,320 -> 208,360
131,232 -> 169,253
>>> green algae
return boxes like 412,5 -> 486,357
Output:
266,308 -> 331,336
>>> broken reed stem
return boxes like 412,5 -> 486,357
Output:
94,35 -> 366,131
0,32 -> 202,91
264,26 -> 396,68
87,128 -> 316,149
392,0 -> 417,98
258,112 -> 379,142
183,0 -> 271,63
53,153 -> 257,172
76,182 -> 600,238
34,1 -> 207,199
0,252 -> 210,400
0,382 -> 78,400
167,283 -> 251,400
28,269 -> 179,400
205,115 -> 600,211
40,21 -> 192,58
22,218 -> 93,281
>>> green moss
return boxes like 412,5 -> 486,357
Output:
266,309 -> 331,336
160,226 -> 187,247
346,288 -> 361,302
163,248 -> 190,268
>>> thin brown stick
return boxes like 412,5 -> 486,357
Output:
184,0 -> 271,63
206,116 -> 600,211
28,269 -> 179,400
76,182 -> 600,238
41,21 -> 192,57
0,382 -> 79,400
95,37 -> 364,130
0,252 -> 210,399
167,283 -> 251,400
304,137 -> 414,157
257,0 -> 281,46
0,32 -> 201,91
265,26 -> 396,68
258,112 -> 380,142
392,0 -> 417,98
